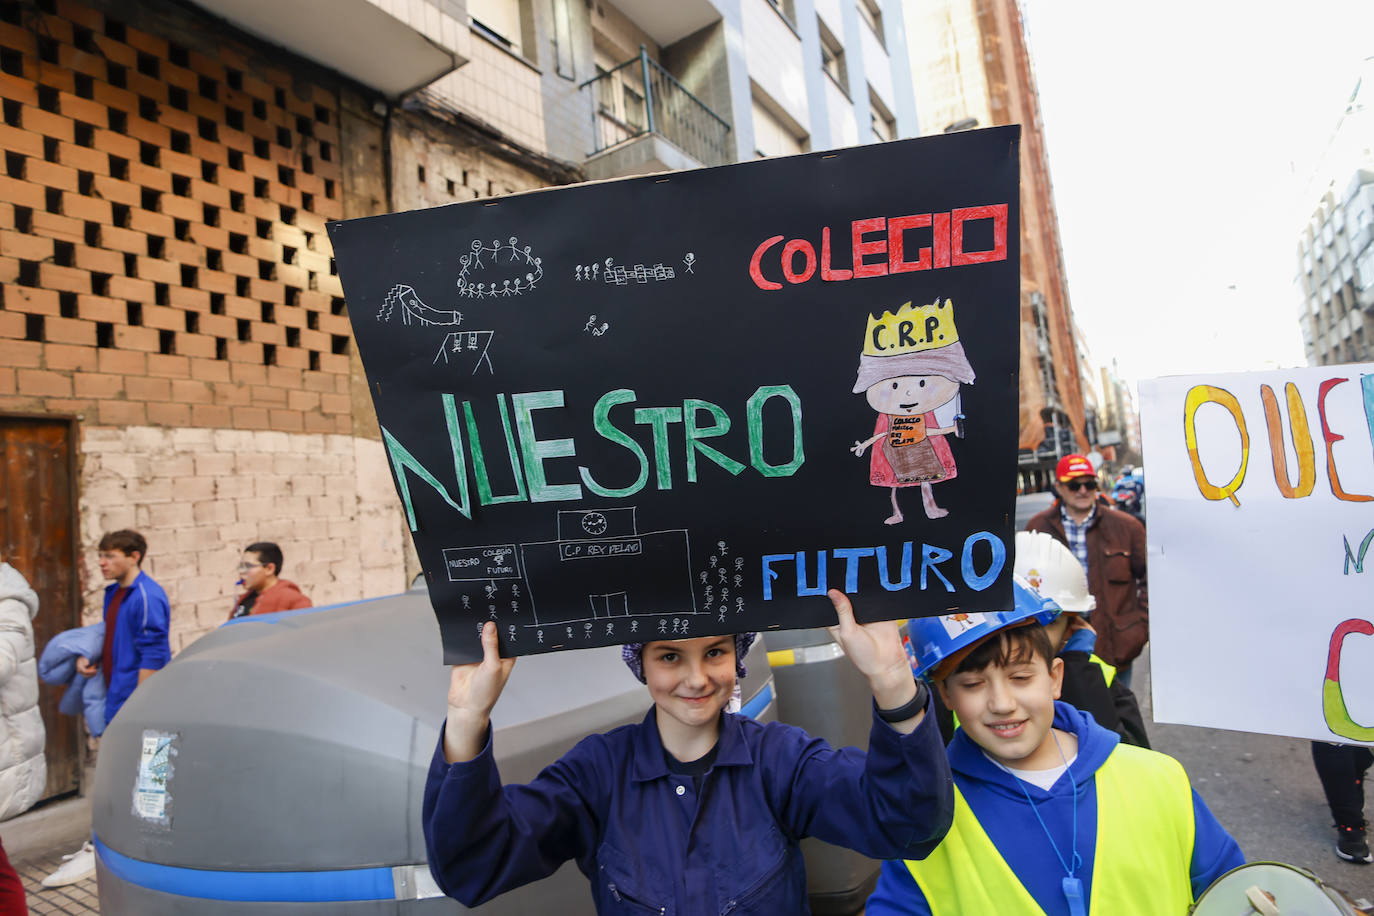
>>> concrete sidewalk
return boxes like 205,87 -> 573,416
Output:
16,846 -> 99,916
3,791 -> 99,914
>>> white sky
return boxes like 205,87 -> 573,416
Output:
1019,0 -> 1374,387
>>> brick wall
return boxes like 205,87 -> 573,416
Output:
0,0 -> 415,651
0,0 -> 352,430
391,109 -> 546,208
78,425 -> 408,651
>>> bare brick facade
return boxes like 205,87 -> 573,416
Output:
76,425 -> 407,652
0,0 -> 390,651
0,0 -> 352,431
0,0 -> 553,657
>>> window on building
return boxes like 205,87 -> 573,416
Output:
869,88 -> 895,141
856,0 -> 884,46
819,20 -> 847,94
593,43 -> 648,140
550,0 -> 574,78
470,0 -> 525,57
1031,292 -> 1049,333
752,94 -> 807,158
765,0 -> 797,27
1030,292 -> 1055,400
1039,356 -> 1058,405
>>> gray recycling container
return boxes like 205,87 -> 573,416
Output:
92,587 -> 776,913
764,627 -> 878,916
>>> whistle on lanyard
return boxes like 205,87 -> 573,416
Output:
1062,876 -> 1086,916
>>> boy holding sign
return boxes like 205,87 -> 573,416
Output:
423,590 -> 954,914
867,580 -> 1242,915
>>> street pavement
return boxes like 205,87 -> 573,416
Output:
1137,643 -> 1374,906
16,847 -> 98,915
1014,490 -> 1055,529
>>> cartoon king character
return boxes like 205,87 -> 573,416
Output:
850,298 -> 975,524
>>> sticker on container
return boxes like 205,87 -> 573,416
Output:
132,730 -> 177,826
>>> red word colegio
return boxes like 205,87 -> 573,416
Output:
748,205 -> 1008,291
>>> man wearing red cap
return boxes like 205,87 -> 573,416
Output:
1025,455 -> 1148,686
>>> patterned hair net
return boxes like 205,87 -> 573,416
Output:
621,632 -> 758,683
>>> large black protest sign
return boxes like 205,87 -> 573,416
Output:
329,127 -> 1021,663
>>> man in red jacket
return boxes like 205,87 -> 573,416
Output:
229,542 -> 313,618
1025,454 -> 1148,686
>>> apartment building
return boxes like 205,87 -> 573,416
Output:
901,0 -> 1087,490
1071,316 -> 1100,461
1296,57 -> 1374,367
444,0 -> 919,178
1096,361 -> 1141,468
1298,169 -> 1374,366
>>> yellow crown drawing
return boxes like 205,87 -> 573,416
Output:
862,299 -> 960,357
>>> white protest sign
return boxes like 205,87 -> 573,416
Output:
1140,366 -> 1374,745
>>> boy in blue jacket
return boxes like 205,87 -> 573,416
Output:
868,578 -> 1242,915
44,530 -> 171,889
75,530 -> 171,724
423,590 -> 954,915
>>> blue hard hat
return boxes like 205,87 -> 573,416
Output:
905,575 -> 1061,682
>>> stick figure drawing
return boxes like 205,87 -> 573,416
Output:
850,299 -> 974,524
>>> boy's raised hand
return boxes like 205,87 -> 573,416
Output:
825,589 -> 920,719
444,621 -> 516,763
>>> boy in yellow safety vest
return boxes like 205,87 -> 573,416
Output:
867,577 -> 1243,916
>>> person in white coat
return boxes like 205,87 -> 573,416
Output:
0,557 -> 45,821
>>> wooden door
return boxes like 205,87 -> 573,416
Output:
0,416 -> 81,801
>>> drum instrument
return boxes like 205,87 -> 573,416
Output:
1190,861 -> 1367,915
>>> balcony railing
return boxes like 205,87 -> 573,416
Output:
582,47 -> 732,168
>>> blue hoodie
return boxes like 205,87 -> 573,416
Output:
866,702 -> 1243,915
1061,627 -> 1096,655
102,570 -> 171,723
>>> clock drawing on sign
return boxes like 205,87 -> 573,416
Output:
581,512 -> 608,536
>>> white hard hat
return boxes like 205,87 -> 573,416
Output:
1013,531 -> 1096,613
